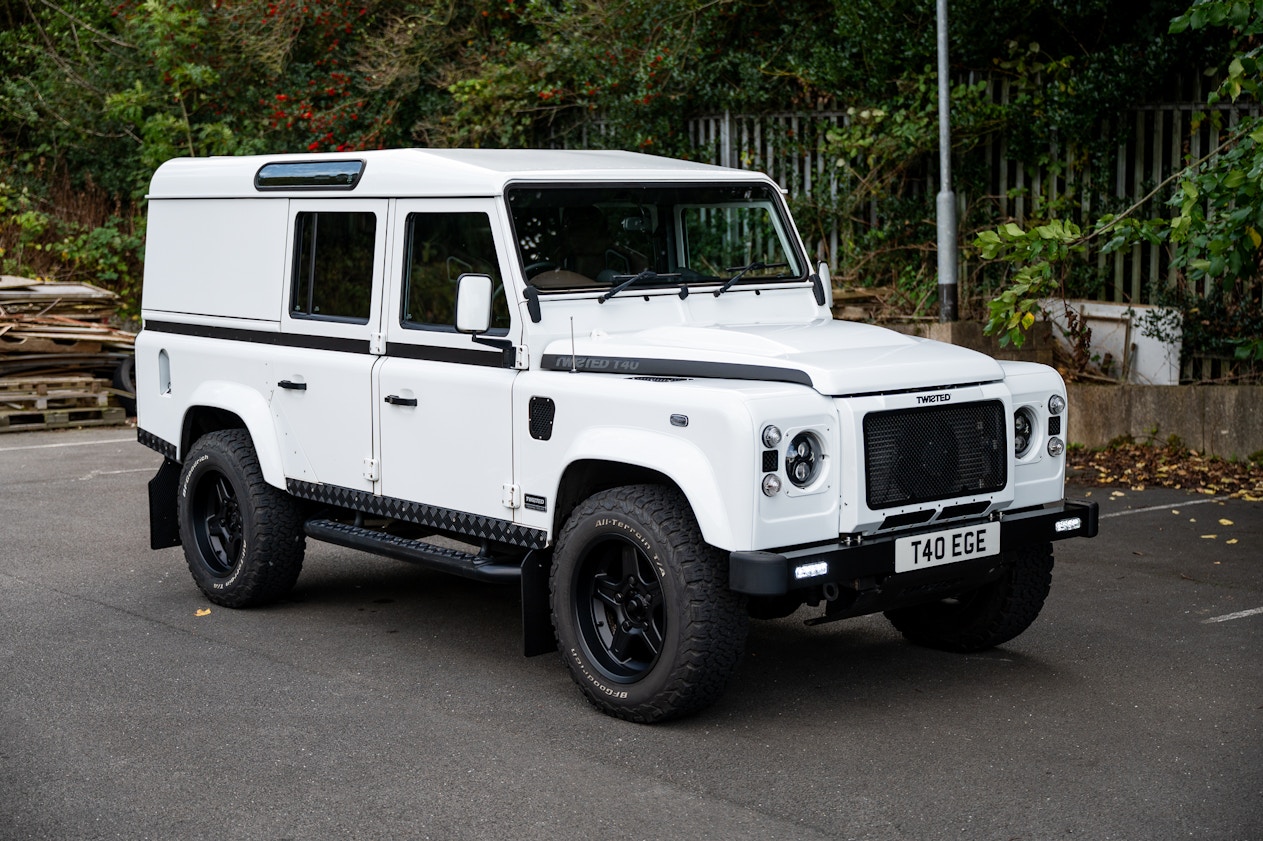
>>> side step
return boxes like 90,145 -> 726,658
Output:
304,518 -> 522,583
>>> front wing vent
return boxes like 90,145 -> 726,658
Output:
863,401 -> 1007,509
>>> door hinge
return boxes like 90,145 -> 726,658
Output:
363,457 -> 380,482
514,345 -> 530,370
501,483 -> 522,509
370,332 -> 385,355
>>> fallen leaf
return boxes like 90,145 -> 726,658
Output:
1227,539 -> 1238,545
1219,518 -> 1234,526
1200,534 -> 1218,539
195,608 -> 211,617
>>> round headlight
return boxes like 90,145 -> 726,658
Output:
761,474 -> 782,496
1047,436 -> 1065,457
1049,394 -> 1066,415
785,431 -> 823,489
761,425 -> 783,448
1014,408 -> 1036,458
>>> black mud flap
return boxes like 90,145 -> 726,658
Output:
520,548 -> 556,657
148,457 -> 182,550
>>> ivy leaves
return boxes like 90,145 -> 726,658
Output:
975,220 -> 1082,347
979,0 -> 1263,355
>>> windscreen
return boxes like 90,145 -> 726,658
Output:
506,183 -> 805,293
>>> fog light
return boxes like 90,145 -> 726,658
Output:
794,561 -> 829,580
1047,436 -> 1065,457
1055,517 -> 1081,533
1049,394 -> 1066,415
762,425 -> 783,448
761,474 -> 782,496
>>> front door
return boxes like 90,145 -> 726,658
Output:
376,199 -> 518,527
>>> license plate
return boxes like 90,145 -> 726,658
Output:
894,522 -> 1000,573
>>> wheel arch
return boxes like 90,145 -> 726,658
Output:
180,382 -> 285,488
551,430 -> 746,551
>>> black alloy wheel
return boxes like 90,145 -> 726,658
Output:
572,535 -> 666,682
190,471 -> 244,576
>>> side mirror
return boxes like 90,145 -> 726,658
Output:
455,273 -> 494,334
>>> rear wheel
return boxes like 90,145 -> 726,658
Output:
550,485 -> 747,723
178,430 -> 305,607
884,542 -> 1054,652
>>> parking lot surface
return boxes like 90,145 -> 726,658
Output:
2,427 -> 1260,840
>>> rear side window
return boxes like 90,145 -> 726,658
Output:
291,211 -> 376,322
402,212 -> 510,333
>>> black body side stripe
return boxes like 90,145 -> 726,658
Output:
145,320 -> 509,366
385,342 -> 505,367
540,354 -> 814,387
145,320 -> 368,354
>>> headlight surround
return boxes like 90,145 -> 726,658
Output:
785,431 -> 824,489
1014,407 -> 1037,458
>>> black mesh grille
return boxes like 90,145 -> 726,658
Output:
528,396 -> 555,441
762,449 -> 779,472
863,401 -> 1007,509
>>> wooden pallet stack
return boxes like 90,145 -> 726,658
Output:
0,276 -> 135,433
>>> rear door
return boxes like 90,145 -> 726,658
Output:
273,198 -> 388,493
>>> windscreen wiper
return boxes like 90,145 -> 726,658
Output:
713,261 -> 789,296
598,270 -> 681,303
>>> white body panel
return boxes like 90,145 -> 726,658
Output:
138,148 -> 1070,557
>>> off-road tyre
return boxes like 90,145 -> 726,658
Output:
550,485 -> 748,723
178,429 -> 305,608
883,542 -> 1054,652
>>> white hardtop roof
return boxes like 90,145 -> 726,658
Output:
147,148 -> 773,199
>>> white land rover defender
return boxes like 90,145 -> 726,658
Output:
137,149 -> 1097,722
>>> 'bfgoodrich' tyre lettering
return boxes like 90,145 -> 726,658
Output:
550,485 -> 748,723
177,430 -> 305,608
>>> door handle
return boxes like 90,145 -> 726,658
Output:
384,394 -> 417,407
278,379 -> 307,391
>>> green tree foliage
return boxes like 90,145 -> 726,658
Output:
976,0 -> 1263,365
0,0 -> 1241,325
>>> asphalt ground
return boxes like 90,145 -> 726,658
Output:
1,426 -> 1260,841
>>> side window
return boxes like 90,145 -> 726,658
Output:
291,211 -> 376,322
402,212 -> 510,334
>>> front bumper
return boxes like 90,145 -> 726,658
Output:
729,498 -> 1098,596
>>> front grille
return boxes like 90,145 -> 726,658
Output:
863,401 -> 1007,509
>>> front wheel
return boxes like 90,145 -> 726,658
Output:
178,429 -> 305,607
550,485 -> 748,723
884,542 -> 1054,652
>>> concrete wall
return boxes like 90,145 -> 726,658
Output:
1067,385 -> 1263,459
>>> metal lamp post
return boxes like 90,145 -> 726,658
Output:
936,0 -> 958,322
